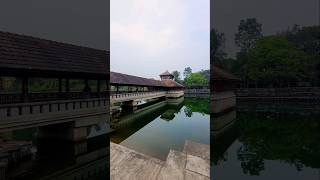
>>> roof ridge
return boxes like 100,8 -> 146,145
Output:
0,30 -> 109,53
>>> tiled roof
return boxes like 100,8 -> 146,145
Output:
110,72 -> 184,88
160,70 -> 173,76
0,31 -> 108,75
161,79 -> 184,88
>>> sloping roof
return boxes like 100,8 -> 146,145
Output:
160,70 -> 173,76
0,31 -> 108,76
213,66 -> 240,81
161,79 -> 184,88
110,72 -> 184,88
110,72 -> 164,87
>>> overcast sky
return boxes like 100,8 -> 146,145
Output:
211,0 -> 319,57
0,0 -> 109,51
111,0 -> 210,79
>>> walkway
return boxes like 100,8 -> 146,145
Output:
110,140 -> 210,180
110,91 -> 166,104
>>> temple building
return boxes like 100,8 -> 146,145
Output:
110,70 -> 184,98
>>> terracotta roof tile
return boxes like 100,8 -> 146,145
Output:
110,72 -> 184,88
160,70 -> 173,76
0,31 -> 108,75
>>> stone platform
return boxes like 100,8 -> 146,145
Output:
110,140 -> 210,180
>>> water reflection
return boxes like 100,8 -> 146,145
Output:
212,101 -> 320,179
110,97 -> 210,160
0,125 -> 108,180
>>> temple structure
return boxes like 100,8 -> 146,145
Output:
211,66 -> 240,114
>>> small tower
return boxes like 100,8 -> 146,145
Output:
160,70 -> 174,80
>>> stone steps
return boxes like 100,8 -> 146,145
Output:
157,140 -> 210,180
110,140 -> 210,180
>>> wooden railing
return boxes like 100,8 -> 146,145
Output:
0,92 -> 109,105
110,91 -> 166,99
0,97 -> 108,120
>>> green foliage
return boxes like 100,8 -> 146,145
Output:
211,29 -> 227,62
184,98 -> 209,115
199,69 -> 210,83
235,18 -> 262,52
243,36 -> 314,86
172,70 -> 182,83
280,25 -> 320,85
183,72 -> 208,86
235,112 -> 320,175
183,67 -> 192,78
29,78 -> 59,93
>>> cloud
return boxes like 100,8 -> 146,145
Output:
111,0 -> 209,78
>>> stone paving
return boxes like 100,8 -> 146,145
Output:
110,140 -> 210,180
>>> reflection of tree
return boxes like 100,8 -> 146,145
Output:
160,109 -> 176,121
184,98 -> 209,115
237,146 -> 265,175
236,112 -> 320,175
184,107 -> 193,117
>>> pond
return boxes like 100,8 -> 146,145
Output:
212,101 -> 320,179
110,97 -> 210,160
0,125 -> 108,179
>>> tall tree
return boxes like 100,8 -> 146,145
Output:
184,73 -> 208,86
235,18 -> 262,52
211,29 -> 227,68
199,69 -> 210,83
172,70 -> 181,83
183,67 -> 192,78
245,36 -> 314,87
280,25 -> 320,85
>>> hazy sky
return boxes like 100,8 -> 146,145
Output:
211,0 -> 319,57
0,0 -> 109,51
111,0 -> 210,79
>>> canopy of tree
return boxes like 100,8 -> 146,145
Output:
183,72 -> 208,86
212,18 -> 320,87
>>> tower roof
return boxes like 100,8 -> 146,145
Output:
160,70 -> 173,76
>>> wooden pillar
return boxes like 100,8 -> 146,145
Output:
22,77 -> 28,94
66,79 -> 70,93
85,79 -> 89,88
97,80 -> 100,93
58,78 -> 62,92
0,77 -> 3,92
116,85 -> 119,93
22,76 -> 29,102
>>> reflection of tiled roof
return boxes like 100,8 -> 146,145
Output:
160,70 -> 173,76
0,31 -> 108,75
213,66 -> 240,81
110,72 -> 184,88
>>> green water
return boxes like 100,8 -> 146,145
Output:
212,101 -> 320,179
110,97 -> 210,160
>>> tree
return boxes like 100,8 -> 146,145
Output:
211,29 -> 227,68
245,36 -> 314,87
280,25 -> 320,85
235,18 -> 262,52
199,69 -> 210,83
184,73 -> 208,86
183,67 -> 192,78
172,70 -> 181,83
280,25 -> 320,55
